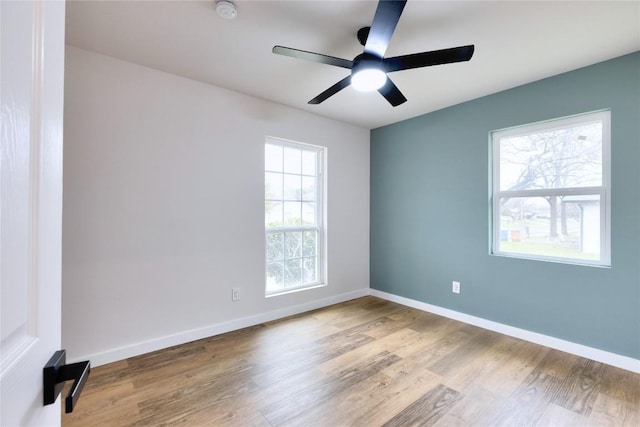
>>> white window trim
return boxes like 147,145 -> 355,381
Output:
265,136 -> 327,296
490,110 -> 611,267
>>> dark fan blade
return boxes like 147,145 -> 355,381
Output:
378,77 -> 407,107
364,0 -> 407,58
308,76 -> 352,105
383,45 -> 475,73
273,46 -> 353,69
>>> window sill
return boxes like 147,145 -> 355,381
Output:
265,282 -> 327,298
490,251 -> 611,268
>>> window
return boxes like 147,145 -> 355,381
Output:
265,138 -> 325,295
491,110 -> 610,266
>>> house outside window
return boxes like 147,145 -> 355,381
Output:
265,138 -> 325,295
491,110 -> 611,266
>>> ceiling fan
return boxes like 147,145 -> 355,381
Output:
272,0 -> 474,107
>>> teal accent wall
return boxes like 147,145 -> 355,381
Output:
370,52 -> 640,359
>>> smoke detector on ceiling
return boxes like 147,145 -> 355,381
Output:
216,0 -> 238,20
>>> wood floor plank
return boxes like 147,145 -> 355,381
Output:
309,304 -> 370,324
552,357 -> 607,416
386,305 -> 436,323
252,312 -> 341,347
260,350 -> 402,426
381,383 -> 463,427
126,342 -> 208,376
129,350 -> 223,390
292,364 -> 444,427
588,391 -> 640,426
136,396 -> 271,427
250,331 -> 375,388
318,326 -> 420,376
535,402 -> 589,426
229,365 -> 328,415
488,370 -> 563,426
133,365 -> 260,425
354,372 -> 444,426
431,386 -> 503,427
407,311 -> 455,334
469,336 -> 549,397
599,364 -> 640,404
532,348 -> 581,380
63,297 -> 640,427
427,329 -> 501,376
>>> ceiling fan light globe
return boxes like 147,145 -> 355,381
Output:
351,68 -> 386,92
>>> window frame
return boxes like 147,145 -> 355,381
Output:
490,110 -> 611,267
264,137 -> 326,296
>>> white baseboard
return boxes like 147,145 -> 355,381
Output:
73,288 -> 369,367
370,289 -> 640,374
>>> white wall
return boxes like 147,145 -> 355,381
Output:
62,46 -> 370,365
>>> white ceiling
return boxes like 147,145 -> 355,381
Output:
65,0 -> 640,129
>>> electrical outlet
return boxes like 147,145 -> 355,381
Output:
452,281 -> 461,294
232,287 -> 240,301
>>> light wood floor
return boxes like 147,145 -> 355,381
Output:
63,296 -> 639,426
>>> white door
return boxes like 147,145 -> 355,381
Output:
1,0 -> 66,426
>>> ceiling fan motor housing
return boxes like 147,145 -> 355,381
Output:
351,53 -> 386,91
352,53 -> 383,74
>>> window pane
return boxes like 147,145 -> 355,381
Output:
499,122 -> 603,191
285,231 -> 302,259
265,144 -> 283,172
302,176 -> 316,201
284,147 -> 302,174
284,174 -> 302,201
497,196 -> 600,260
303,257 -> 317,283
285,259 -> 302,287
266,262 -> 284,291
302,150 -> 317,176
265,201 -> 283,227
265,172 -> 282,200
266,232 -> 284,262
284,201 -> 302,226
302,231 -> 317,256
266,139 -> 324,294
302,202 -> 316,226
